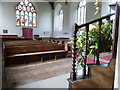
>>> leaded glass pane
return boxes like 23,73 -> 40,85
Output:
27,6 -> 30,12
81,7 -> 83,24
16,10 -> 20,26
60,9 -> 63,14
25,0 -> 28,6
84,6 -> 86,23
33,12 -> 36,27
29,3 -> 32,7
59,9 -> 63,31
18,5 -> 22,10
21,11 -> 25,26
29,12 -> 32,26
23,5 -> 26,11
83,0 -> 86,6
20,1 -> 24,5
79,1 -> 82,7
25,11 -> 29,26
77,7 -> 80,25
77,0 -> 86,25
16,0 -> 37,27
21,6 -> 23,11
31,7 -> 34,12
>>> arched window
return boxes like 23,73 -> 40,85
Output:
77,0 -> 86,25
16,0 -> 37,27
58,9 -> 63,31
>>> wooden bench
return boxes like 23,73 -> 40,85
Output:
0,35 -> 18,39
6,50 -> 67,63
4,40 -> 67,66
39,38 -> 69,51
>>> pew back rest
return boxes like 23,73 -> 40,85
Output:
4,40 -> 65,56
4,40 -> 58,47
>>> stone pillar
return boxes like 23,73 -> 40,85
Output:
51,9 -> 54,37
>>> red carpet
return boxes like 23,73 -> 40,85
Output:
99,55 -> 112,61
67,53 -> 111,64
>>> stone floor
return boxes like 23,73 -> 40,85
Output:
17,73 -> 70,88
5,58 -> 72,88
16,52 -> 112,88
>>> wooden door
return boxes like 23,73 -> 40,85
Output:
22,28 -> 33,39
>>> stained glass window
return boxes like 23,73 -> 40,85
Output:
58,9 -> 63,31
16,0 -> 37,27
77,0 -> 86,25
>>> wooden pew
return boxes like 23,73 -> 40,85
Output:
39,38 -> 69,51
4,40 -> 67,66
0,35 -> 18,39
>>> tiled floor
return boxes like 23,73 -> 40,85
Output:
17,73 -> 69,88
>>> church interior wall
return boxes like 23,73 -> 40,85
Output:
1,2 -> 52,38
1,1 -> 111,38
0,2 -> 2,34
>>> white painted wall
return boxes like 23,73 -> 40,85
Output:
53,2 -> 101,38
101,2 -> 110,16
69,2 -> 78,37
33,2 -> 52,37
69,2 -> 101,37
53,2 -> 70,38
0,1 -> 2,34
86,2 -> 101,22
1,1 -> 107,38
1,2 -> 52,37
2,2 -> 22,36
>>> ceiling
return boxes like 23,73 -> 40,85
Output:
49,2 -> 55,9
46,0 -> 67,10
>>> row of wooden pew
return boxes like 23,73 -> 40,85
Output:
4,40 -> 68,66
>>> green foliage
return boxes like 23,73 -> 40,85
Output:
77,60 -> 85,67
68,19 -> 113,67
